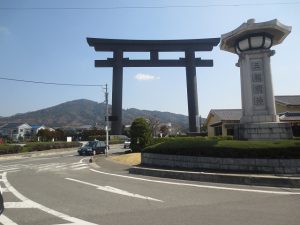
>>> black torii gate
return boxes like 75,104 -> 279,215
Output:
87,38 -> 220,134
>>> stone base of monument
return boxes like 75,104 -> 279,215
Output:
234,122 -> 293,140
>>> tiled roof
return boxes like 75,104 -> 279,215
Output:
275,95 -> 300,106
210,109 -> 242,121
279,112 -> 300,121
31,125 -> 43,129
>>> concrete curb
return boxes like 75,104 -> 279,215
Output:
129,166 -> 300,188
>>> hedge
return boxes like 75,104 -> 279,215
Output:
0,144 -> 22,155
143,137 -> 300,159
0,142 -> 81,155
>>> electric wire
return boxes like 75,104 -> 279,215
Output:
0,76 -> 104,87
0,2 -> 299,10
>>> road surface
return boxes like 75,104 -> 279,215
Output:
0,145 -> 300,225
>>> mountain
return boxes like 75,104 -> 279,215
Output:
0,99 -> 189,129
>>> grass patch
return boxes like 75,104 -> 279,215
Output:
110,153 -> 141,166
143,137 -> 300,159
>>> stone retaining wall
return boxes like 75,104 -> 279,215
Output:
142,153 -> 300,174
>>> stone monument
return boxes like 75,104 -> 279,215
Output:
220,19 -> 293,140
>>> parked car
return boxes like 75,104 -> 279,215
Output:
123,138 -> 131,149
78,141 -> 107,156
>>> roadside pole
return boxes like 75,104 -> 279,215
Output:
105,84 -> 109,157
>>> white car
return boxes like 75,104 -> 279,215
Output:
123,139 -> 131,149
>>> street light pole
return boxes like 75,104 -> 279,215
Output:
105,84 -> 109,157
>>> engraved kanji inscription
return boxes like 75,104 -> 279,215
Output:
254,96 -> 265,106
253,85 -> 264,94
252,72 -> 263,82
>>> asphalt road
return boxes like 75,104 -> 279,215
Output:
1,145 -> 300,225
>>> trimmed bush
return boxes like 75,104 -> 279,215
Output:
143,137 -> 300,159
0,142 -> 81,155
0,145 -> 22,155
23,142 -> 81,152
130,118 -> 152,152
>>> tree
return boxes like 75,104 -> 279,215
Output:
37,129 -> 54,142
54,129 -> 65,141
130,118 -> 151,152
159,125 -> 169,137
147,116 -> 160,137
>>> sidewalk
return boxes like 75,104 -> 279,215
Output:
129,165 -> 300,188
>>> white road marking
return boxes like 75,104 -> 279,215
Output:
1,187 -> 8,192
5,201 -> 32,208
70,163 -> 87,168
72,166 -> 89,170
0,214 -> 18,225
0,168 -> 19,172
90,169 -> 300,195
36,163 -> 60,169
79,158 -> 88,164
1,172 -> 98,225
65,177 -> 163,202
55,164 -> 69,169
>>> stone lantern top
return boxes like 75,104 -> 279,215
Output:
220,19 -> 292,54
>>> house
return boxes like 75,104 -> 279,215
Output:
206,109 -> 242,137
0,123 -> 32,140
275,95 -> 300,113
30,125 -> 47,134
206,95 -> 300,137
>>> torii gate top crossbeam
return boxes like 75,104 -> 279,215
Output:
87,38 -> 220,68
87,38 -> 220,52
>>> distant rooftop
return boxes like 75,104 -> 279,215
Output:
209,109 -> 242,121
275,95 -> 300,106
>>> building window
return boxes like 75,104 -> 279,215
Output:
227,128 -> 234,136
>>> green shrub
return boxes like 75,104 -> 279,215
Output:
0,142 -> 81,155
0,144 -> 22,155
130,118 -> 152,152
22,142 -> 81,152
143,138 -> 300,159
88,135 -> 106,141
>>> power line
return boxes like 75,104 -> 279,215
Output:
0,76 -> 104,87
0,2 -> 299,10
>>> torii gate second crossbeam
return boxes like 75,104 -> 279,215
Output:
87,38 -> 220,134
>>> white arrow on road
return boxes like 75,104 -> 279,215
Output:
65,177 -> 163,202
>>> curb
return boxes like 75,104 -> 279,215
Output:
129,166 -> 300,188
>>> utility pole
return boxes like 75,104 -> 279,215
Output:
105,84 -> 109,157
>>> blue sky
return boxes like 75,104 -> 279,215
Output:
0,0 -> 299,118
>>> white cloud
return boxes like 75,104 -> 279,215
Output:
135,73 -> 160,81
